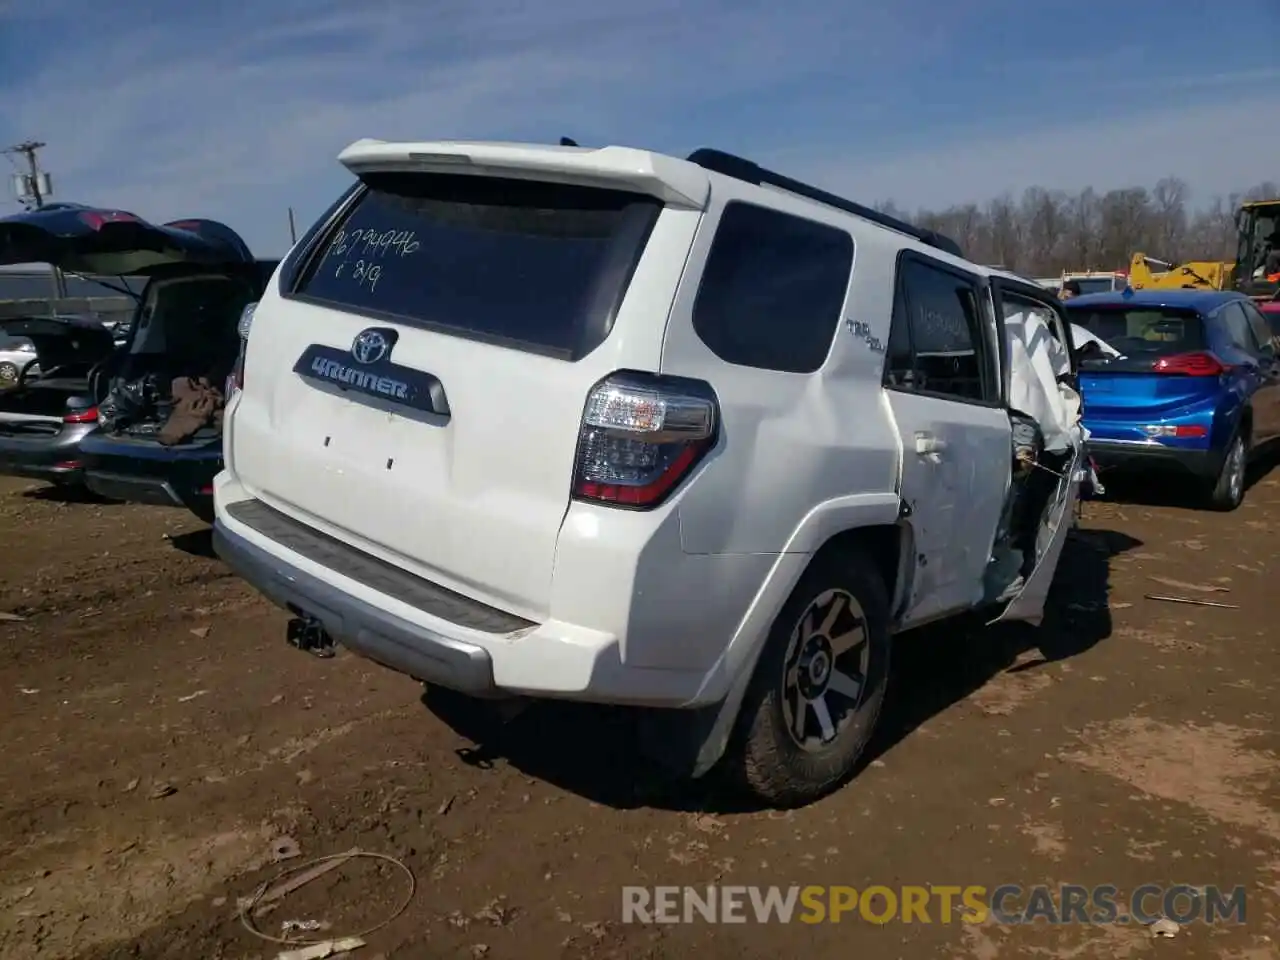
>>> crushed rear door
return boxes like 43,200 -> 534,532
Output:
988,279 -> 1086,626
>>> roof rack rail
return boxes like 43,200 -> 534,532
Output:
685,148 -> 964,259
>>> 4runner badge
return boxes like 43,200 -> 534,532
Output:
294,336 -> 451,418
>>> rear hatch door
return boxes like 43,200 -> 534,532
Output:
230,142 -> 705,620
0,203 -> 253,275
1067,304 -> 1219,417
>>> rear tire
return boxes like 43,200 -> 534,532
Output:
724,549 -> 891,808
1207,432 -> 1247,511
0,361 -> 18,386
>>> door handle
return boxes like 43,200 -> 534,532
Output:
915,432 -> 948,455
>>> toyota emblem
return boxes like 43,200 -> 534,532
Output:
351,328 -> 393,364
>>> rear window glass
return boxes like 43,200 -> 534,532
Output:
1071,277 -> 1116,296
295,173 -> 661,359
692,202 -> 853,373
1065,306 -> 1204,357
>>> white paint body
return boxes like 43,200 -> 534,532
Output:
214,139 -> 1083,718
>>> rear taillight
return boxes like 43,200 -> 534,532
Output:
63,405 -> 98,424
228,347 -> 246,394
1151,352 -> 1226,376
1142,424 -> 1207,439
228,301 -> 257,394
572,372 -> 717,510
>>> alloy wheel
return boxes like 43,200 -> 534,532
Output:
1227,438 -> 1246,504
780,588 -> 871,752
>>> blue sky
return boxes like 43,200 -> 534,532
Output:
1,0 -> 1277,255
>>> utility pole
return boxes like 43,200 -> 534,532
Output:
4,139 -> 68,303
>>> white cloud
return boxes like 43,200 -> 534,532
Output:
5,0 -> 934,250
1,0 -> 1275,254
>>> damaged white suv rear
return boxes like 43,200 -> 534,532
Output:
213,140 -> 1087,807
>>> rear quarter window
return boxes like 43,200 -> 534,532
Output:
292,173 -> 661,360
691,201 -> 853,373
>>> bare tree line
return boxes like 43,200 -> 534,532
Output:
874,180 -> 1279,278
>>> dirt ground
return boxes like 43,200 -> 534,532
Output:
0,473 -> 1278,960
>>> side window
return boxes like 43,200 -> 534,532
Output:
884,287 -> 914,388
692,202 -> 854,374
883,257 -> 993,402
1218,302 -> 1258,353
1241,301 -> 1277,352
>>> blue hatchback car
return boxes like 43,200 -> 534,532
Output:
1064,288 -> 1280,510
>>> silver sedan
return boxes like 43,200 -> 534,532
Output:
0,335 -> 39,387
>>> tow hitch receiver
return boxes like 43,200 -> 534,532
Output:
286,616 -> 336,658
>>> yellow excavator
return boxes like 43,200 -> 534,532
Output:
1127,198 -> 1280,306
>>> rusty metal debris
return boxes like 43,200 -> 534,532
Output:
1144,594 -> 1239,609
275,938 -> 366,960
238,849 -> 416,951
1148,917 -> 1180,938
1147,575 -> 1230,594
246,848 -> 360,915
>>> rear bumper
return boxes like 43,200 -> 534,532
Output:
79,433 -> 220,514
212,473 -> 718,708
85,470 -> 190,507
1087,438 -> 1218,479
0,423 -> 94,483
213,515 -> 498,693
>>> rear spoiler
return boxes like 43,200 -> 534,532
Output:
337,139 -> 711,210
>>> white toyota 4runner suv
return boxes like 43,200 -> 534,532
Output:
213,140 -> 1088,807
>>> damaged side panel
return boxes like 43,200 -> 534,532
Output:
989,444 -> 1085,625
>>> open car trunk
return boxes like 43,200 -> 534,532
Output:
0,315 -> 115,432
95,272 -> 257,441
0,204 -> 260,514
0,204 -> 258,438
0,377 -> 96,444
0,202 -> 253,275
